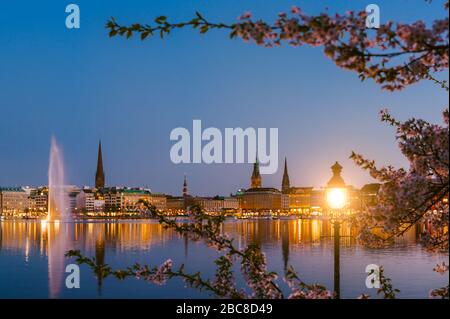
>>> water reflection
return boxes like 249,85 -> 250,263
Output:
1,219 -> 373,254
0,219 -> 446,298
46,222 -> 74,298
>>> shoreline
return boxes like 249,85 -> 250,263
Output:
0,215 -> 312,222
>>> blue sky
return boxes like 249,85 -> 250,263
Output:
0,0 -> 448,196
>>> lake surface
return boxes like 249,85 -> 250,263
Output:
0,219 -> 448,299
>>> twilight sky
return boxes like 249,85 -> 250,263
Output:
0,0 -> 448,196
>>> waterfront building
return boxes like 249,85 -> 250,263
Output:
119,188 -> 152,212
67,185 -> 81,212
0,187 -> 29,218
240,188 -> 283,215
223,196 -> 239,210
192,195 -> 240,214
194,196 -> 225,213
102,187 -> 120,211
105,187 -> 152,213
29,187 -> 48,215
288,187 -> 313,214
93,198 -> 106,212
76,187 -> 96,213
78,187 -> 162,214
166,196 -> 185,214
281,193 -> 289,211
310,189 -> 325,213
239,159 -> 284,215
148,193 -> 167,211
278,157 -> 324,215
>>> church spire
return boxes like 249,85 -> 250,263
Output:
251,157 -> 262,188
183,174 -> 188,197
95,140 -> 105,189
282,157 -> 290,194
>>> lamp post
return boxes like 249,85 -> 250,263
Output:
326,162 -> 348,299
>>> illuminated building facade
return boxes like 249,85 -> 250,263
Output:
241,188 -> 283,214
29,187 -> 48,214
240,159 -> 286,215
223,196 -> 239,210
148,193 -> 167,211
101,187 -> 155,213
118,188 -> 151,212
0,187 -> 29,217
288,187 -> 313,214
192,196 -> 240,214
77,187 -> 168,214
194,197 -> 224,213
166,196 -> 185,213
76,188 -> 96,213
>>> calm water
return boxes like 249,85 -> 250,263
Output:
0,219 -> 447,299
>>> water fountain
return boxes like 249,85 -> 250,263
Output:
46,136 -> 74,298
48,136 -> 70,222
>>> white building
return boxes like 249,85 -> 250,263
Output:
0,187 -> 30,218
76,188 -> 96,213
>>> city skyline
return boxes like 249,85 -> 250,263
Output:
1,138 -> 374,198
0,141 -> 376,219
1,0 -> 448,196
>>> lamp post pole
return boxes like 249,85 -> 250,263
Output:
333,218 -> 341,299
326,161 -> 346,299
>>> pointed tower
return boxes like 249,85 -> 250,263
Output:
95,141 -> 105,189
251,158 -> 262,188
182,175 -> 188,197
282,157 -> 290,194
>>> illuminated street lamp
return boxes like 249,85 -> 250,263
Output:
326,161 -> 347,299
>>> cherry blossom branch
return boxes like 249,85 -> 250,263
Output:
105,5 -> 449,91
141,203 -> 284,298
351,109 -> 449,251
65,250 -> 227,295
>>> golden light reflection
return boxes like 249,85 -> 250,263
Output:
0,219 -> 419,258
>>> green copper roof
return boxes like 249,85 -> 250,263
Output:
0,187 -> 25,192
